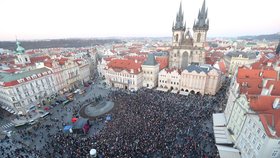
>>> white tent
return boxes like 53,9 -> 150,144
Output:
90,149 -> 97,157
216,145 -> 241,158
213,113 -> 227,127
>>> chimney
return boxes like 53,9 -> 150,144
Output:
268,85 -> 274,96
130,69 -> 134,74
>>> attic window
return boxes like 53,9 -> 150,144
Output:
259,72 -> 263,77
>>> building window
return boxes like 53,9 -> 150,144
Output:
248,133 -> 252,139
257,128 -> 261,134
175,34 -> 179,42
272,150 -> 278,157
262,133 -> 266,139
257,144 -> 261,150
252,138 -> 256,144
197,33 -> 201,42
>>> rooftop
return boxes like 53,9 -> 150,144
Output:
0,67 -> 52,87
107,59 -> 142,74
248,95 -> 280,138
236,64 -> 280,138
143,54 -> 157,66
226,51 -> 257,59
185,64 -> 213,73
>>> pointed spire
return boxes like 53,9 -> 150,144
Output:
173,1 -> 186,31
179,1 -> 182,14
193,0 -> 209,30
276,40 -> 280,54
201,0 -> 206,13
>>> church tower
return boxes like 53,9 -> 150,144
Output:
276,40 -> 280,55
14,41 -> 31,65
172,2 -> 186,47
169,2 -> 186,68
193,0 -> 209,48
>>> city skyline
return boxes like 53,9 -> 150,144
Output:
0,0 -> 279,41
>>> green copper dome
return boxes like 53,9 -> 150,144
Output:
15,41 -> 25,54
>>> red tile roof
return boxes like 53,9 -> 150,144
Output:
265,80 -> 280,96
1,69 -> 19,73
56,58 -> 68,65
44,60 -> 53,68
218,60 -> 227,74
124,55 -> 146,64
155,56 -> 169,70
103,57 -> 115,62
248,95 -> 280,138
30,56 -> 51,64
164,68 -> 181,74
236,67 -> 278,95
107,59 -> 142,74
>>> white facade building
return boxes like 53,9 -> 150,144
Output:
157,68 -> 181,92
45,58 -> 80,93
142,54 -> 160,88
104,59 -> 143,91
180,65 -> 222,95
222,66 -> 280,158
223,51 -> 258,76
0,67 -> 56,115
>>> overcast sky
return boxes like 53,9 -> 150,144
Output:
0,0 -> 279,40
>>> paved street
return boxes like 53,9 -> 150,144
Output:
0,76 -> 110,158
0,121 -> 14,131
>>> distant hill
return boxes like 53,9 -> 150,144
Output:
0,38 -> 122,50
238,33 -> 280,41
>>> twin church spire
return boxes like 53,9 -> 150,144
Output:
173,0 -> 209,31
194,0 -> 209,30
172,2 -> 186,31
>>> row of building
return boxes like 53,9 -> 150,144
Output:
101,54 -> 222,95
98,0 -> 223,96
213,50 -> 280,158
0,41 -> 93,115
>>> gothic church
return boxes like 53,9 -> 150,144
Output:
169,0 -> 209,69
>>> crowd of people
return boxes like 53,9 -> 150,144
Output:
48,78 -> 229,157
0,76 -> 229,158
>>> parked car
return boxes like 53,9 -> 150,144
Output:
28,119 -> 37,125
40,112 -> 50,118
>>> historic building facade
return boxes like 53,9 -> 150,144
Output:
14,41 -> 31,65
104,59 -> 143,91
180,65 -> 222,95
157,68 -> 181,92
169,0 -> 208,69
0,67 -> 56,115
141,54 -> 160,89
223,51 -> 258,76
222,65 -> 280,158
